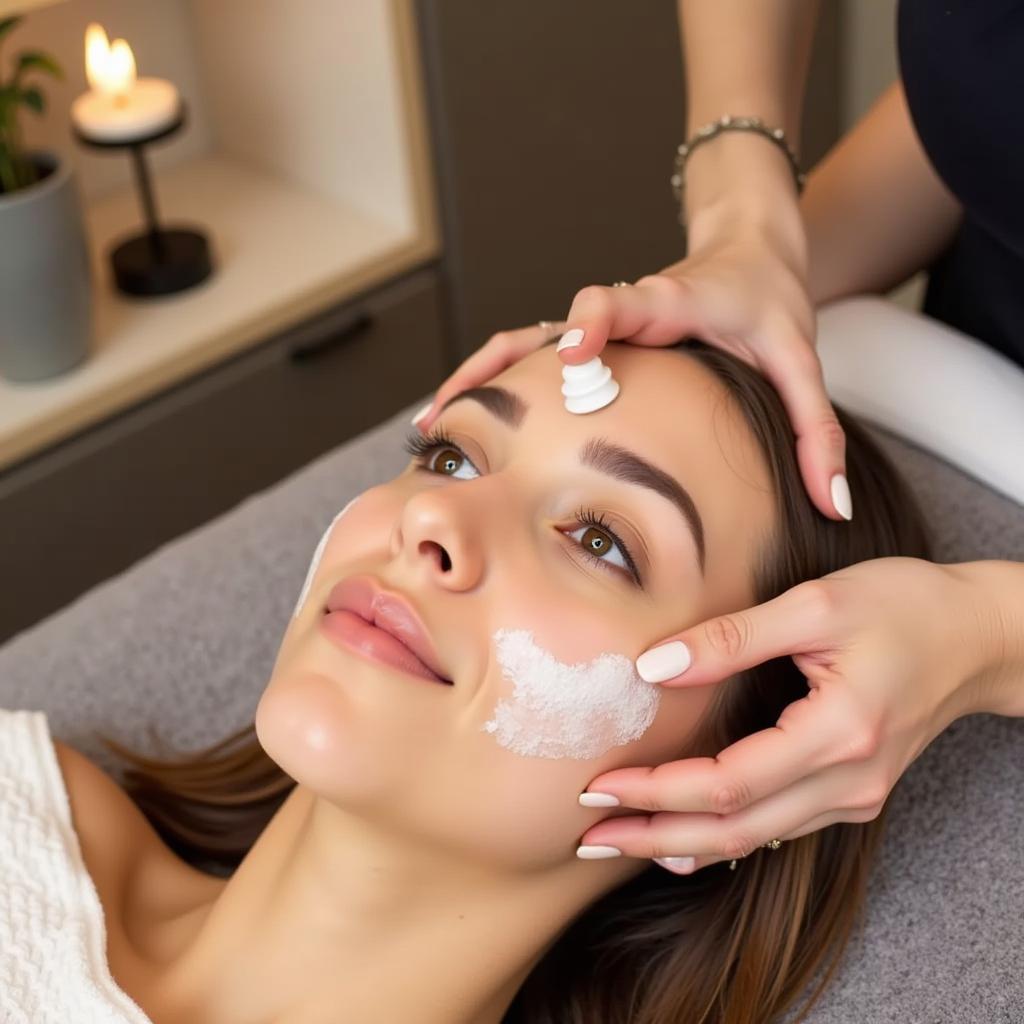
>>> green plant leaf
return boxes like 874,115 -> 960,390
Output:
20,85 -> 44,114
0,17 -> 23,43
0,87 -> 18,127
14,51 -> 64,82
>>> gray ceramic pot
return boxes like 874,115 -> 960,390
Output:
0,151 -> 93,382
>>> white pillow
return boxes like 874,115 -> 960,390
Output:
816,295 -> 1024,506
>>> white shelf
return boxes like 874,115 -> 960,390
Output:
0,0 -> 68,15
0,0 -> 440,471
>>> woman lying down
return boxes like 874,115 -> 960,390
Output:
0,337 -> 930,1024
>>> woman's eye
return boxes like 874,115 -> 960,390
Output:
426,446 -> 480,480
405,431 -> 642,587
565,524 -> 630,575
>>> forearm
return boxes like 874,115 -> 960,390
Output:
951,560 -> 1024,718
679,0 -> 819,235
681,0 -> 817,143
800,79 -> 964,307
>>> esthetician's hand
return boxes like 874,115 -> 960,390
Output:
411,214 -> 851,522
576,556 -> 1024,875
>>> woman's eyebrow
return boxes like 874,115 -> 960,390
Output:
440,384 -> 529,428
438,385 -> 706,575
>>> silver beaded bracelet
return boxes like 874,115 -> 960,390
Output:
670,115 -> 807,229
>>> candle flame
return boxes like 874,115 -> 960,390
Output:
84,23 -> 137,100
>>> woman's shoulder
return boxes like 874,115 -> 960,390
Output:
50,737 -> 223,929
51,740 -> 139,845
51,738 -> 158,893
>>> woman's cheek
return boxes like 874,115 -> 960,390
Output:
428,618 -> 654,859
478,625 -> 661,761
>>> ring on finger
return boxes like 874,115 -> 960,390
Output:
536,320 -> 566,344
611,280 -> 630,288
728,837 -> 785,871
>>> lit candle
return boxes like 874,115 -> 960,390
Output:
70,23 -> 180,144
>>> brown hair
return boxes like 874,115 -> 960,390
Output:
100,339 -> 932,1024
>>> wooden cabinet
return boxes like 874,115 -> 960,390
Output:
0,266 -> 448,643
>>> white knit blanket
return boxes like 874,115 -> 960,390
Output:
0,708 -> 153,1023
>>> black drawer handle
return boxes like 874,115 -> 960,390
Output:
286,311 -> 374,363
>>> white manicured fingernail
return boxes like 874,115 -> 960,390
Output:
653,856 -> 696,874
410,402 -> 432,427
576,845 -> 622,859
830,473 -> 853,521
579,792 -> 621,808
635,640 -> 691,683
557,328 -> 585,352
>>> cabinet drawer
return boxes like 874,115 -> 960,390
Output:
0,265 -> 448,643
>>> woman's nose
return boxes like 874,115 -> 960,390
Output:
392,491 -> 483,592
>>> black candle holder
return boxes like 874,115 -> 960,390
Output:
71,99 -> 214,297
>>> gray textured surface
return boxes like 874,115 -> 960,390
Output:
0,397 -> 1021,1023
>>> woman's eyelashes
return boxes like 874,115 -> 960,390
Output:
401,428 -> 644,588
566,507 -> 642,585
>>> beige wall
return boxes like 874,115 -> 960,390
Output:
841,0 -> 901,126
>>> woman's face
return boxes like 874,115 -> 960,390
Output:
257,342 -> 775,871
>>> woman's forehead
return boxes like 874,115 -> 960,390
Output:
499,342 -> 775,564
493,343 -> 761,475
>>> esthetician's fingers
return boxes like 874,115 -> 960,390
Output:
557,271 -> 848,521
576,581 -> 875,818
645,800 -> 880,875
554,279 -> 710,366
756,335 -> 851,523
578,675 -> 878,819
630,577 -> 831,690
413,277 -> 690,431
577,755 -> 891,868
643,796 -> 882,877
410,321 -> 567,434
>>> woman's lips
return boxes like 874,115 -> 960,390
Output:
324,575 -> 451,682
319,608 -> 453,685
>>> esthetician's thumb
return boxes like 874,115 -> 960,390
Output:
635,583 -> 825,687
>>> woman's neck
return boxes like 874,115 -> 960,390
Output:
138,786 -> 603,1024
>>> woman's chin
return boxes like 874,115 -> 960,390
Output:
254,672 -> 391,802
252,667 -> 648,875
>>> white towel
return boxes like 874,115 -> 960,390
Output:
0,708 -> 153,1023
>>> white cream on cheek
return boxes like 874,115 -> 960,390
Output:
482,627 -> 660,759
291,494 -> 361,619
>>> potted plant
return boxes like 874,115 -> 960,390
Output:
0,14 -> 93,383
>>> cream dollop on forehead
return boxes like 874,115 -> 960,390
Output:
561,355 -> 620,414
482,627 -> 660,760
